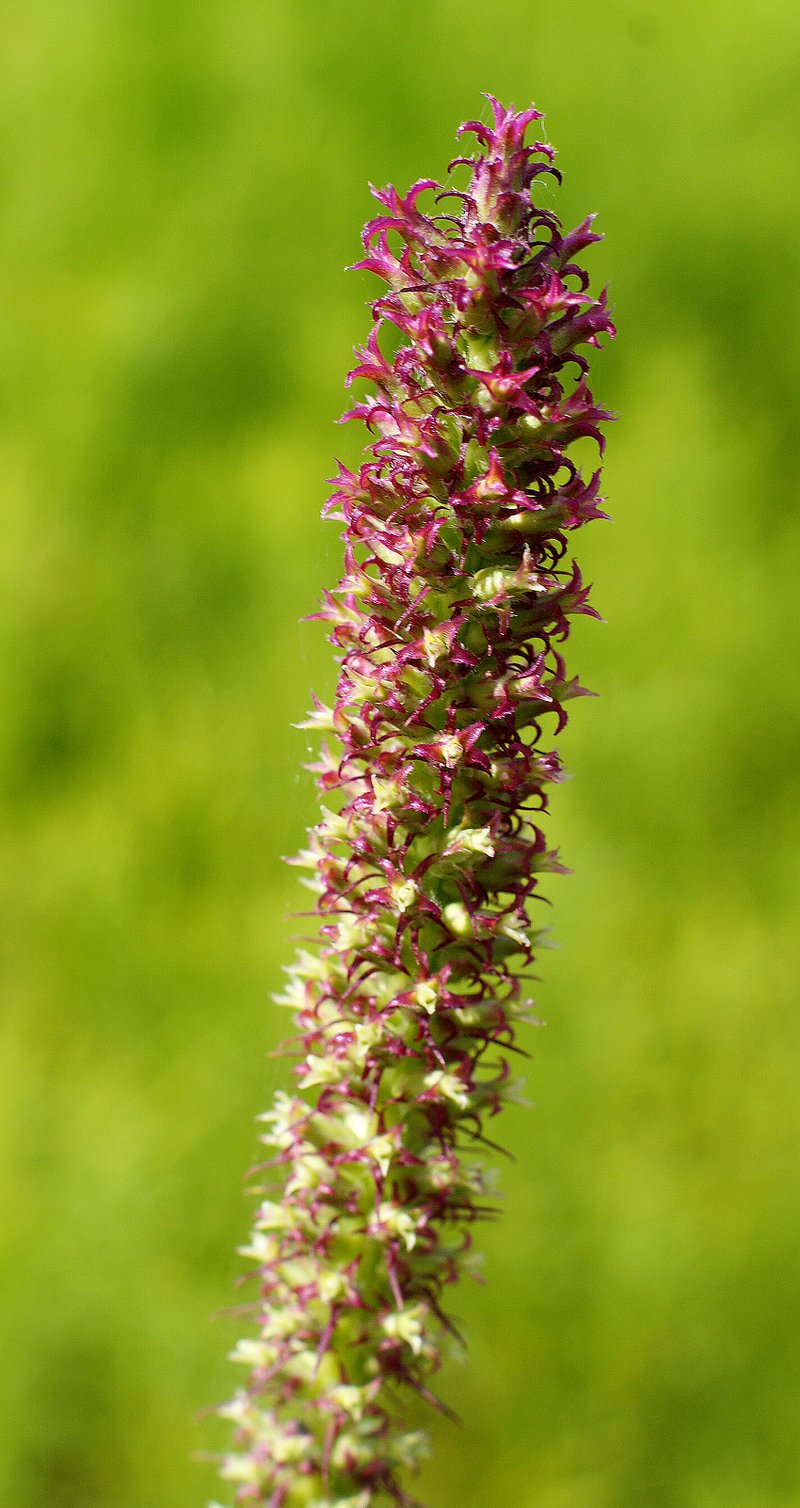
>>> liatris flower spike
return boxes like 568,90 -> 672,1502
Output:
215,96 -> 614,1508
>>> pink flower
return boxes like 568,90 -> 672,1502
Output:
216,95 -> 614,1508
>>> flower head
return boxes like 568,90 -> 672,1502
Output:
216,97 -> 613,1507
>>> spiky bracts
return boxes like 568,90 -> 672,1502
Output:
217,98 -> 614,1508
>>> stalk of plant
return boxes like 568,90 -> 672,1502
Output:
215,97 -> 614,1508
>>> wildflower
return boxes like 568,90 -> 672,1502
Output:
216,95 -> 613,1506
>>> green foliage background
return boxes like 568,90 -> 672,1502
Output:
1,2 -> 798,1504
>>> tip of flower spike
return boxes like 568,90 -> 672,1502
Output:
483,92 -> 543,128
457,97 -> 545,152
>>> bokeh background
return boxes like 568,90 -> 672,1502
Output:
1,2 -> 799,1505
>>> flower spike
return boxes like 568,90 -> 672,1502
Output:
215,99 -> 614,1508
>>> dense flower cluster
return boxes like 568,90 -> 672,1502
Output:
216,98 -> 614,1508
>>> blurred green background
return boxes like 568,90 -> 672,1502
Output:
1,1 -> 799,1505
